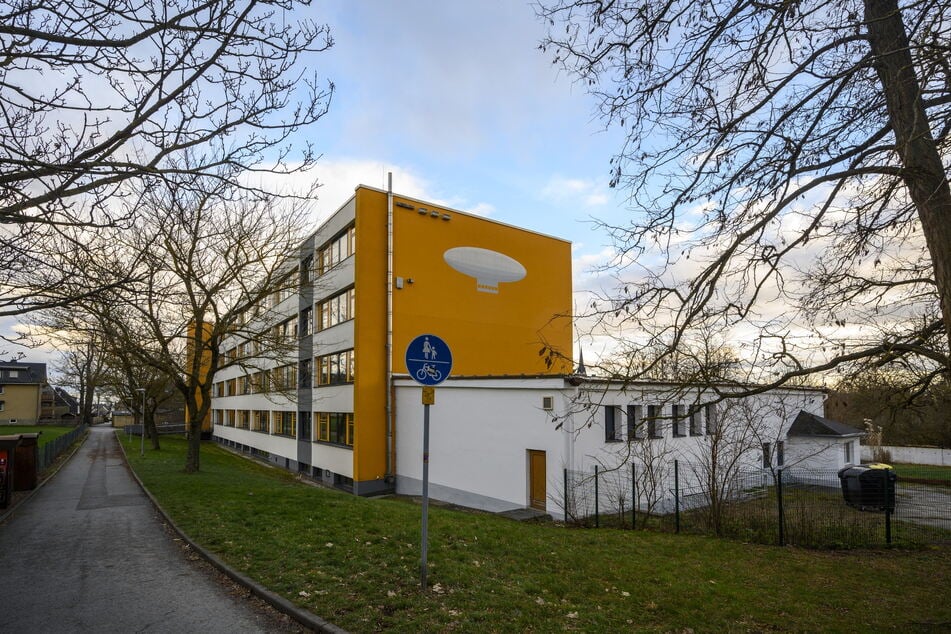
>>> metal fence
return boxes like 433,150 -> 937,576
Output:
124,423 -> 187,438
37,424 -> 87,471
561,461 -> 951,548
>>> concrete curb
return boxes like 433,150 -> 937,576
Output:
0,428 -> 90,526
115,432 -> 348,634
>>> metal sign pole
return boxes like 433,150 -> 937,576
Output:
405,334 -> 450,592
420,401 -> 431,589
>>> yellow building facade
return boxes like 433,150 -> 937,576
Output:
211,186 -> 572,495
0,363 -> 46,425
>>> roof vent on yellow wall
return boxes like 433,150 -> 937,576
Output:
418,207 -> 427,214
441,214 -> 451,221
396,201 -> 415,210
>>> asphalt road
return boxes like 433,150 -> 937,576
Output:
0,426 -> 301,633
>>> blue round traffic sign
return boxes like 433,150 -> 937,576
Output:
405,334 -> 452,386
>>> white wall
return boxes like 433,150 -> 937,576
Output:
395,378 -> 565,514
215,424 -> 297,459
860,445 -> 951,466
394,378 -> 825,520
785,437 -> 857,471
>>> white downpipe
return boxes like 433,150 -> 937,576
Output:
385,173 -> 394,480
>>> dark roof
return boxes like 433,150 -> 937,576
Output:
53,387 -> 79,409
788,410 -> 865,438
0,361 -> 47,384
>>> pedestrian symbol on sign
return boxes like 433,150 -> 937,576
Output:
405,334 -> 452,386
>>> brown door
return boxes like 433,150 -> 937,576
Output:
528,450 -> 546,511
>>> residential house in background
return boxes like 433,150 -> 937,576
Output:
41,386 -> 79,422
0,362 -> 47,425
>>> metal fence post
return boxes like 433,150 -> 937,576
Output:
594,465 -> 600,528
885,471 -> 893,545
631,463 -> 636,530
563,468 -> 569,525
674,459 -> 680,534
777,468 -> 785,547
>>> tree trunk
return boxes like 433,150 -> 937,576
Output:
185,420 -> 202,472
82,381 -> 95,426
145,406 -> 161,450
865,0 -> 951,369
183,387 -> 209,473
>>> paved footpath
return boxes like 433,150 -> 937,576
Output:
0,426 -> 297,633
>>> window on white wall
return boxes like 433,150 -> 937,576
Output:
762,443 -> 771,468
627,404 -> 644,440
844,441 -> 853,464
777,441 -> 785,467
705,403 -> 718,436
604,406 -> 621,442
672,404 -> 685,437
688,405 -> 703,436
647,405 -> 663,439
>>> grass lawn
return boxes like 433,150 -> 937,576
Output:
0,425 -> 77,446
890,463 -> 951,484
120,435 -> 951,633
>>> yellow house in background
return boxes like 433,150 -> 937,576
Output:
211,185 -> 573,495
0,362 -> 47,425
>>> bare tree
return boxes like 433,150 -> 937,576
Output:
681,395 -> 810,535
537,0 -> 951,390
85,169 -> 308,471
0,0 -> 332,324
54,335 -> 107,427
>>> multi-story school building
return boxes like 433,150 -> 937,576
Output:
210,185 -> 855,518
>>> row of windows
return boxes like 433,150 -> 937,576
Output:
221,286 -> 356,367
300,286 -> 356,337
214,409 -> 353,447
221,225 -> 357,363
316,350 -> 354,386
604,403 -> 717,442
213,349 -> 355,396
316,226 -> 356,277
318,287 -> 355,331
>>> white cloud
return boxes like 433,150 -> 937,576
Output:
540,176 -> 612,209
465,202 -> 496,218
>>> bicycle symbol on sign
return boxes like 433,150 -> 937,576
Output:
415,364 -> 442,382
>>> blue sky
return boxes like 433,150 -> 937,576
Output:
302,1 -> 628,263
5,1 -> 632,366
